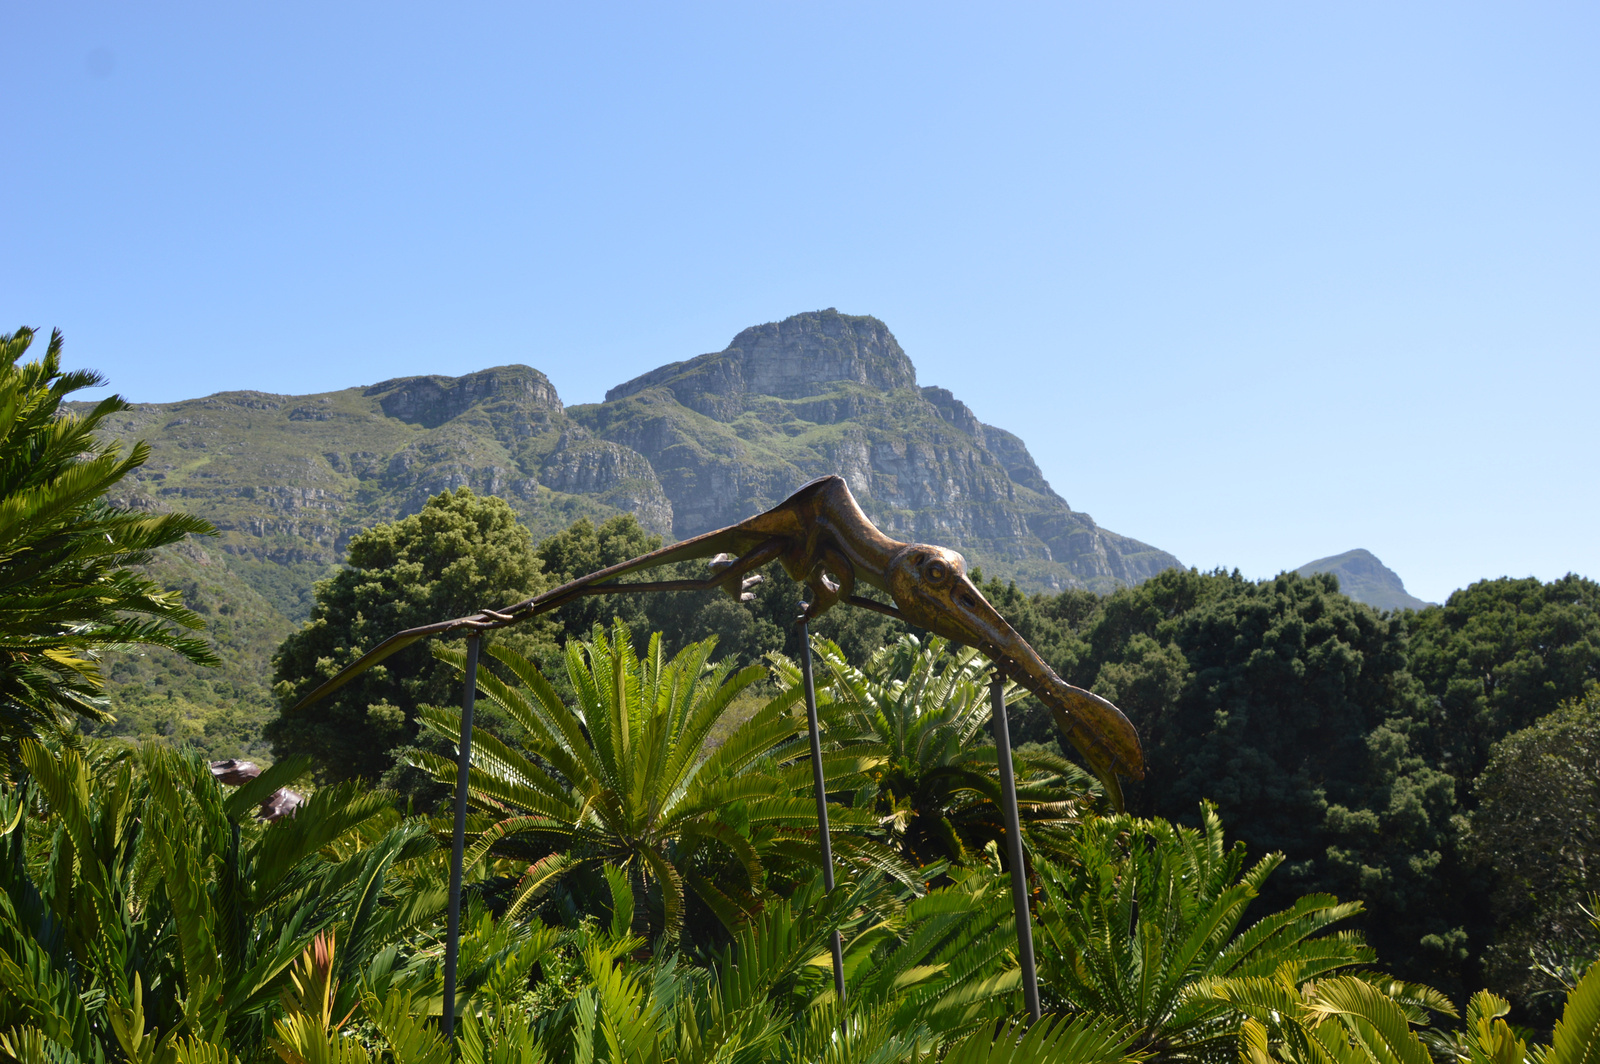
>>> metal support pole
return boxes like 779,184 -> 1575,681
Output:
990,674 -> 1041,1023
443,633 -> 480,1042
798,616 -> 847,1005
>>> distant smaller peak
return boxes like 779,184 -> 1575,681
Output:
1296,548 -> 1434,611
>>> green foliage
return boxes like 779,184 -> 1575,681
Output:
0,738 -> 443,1063
1034,804 -> 1375,1061
788,634 -> 1102,867
1213,971 -> 1455,1064
1052,568 -> 1458,985
955,567 -> 1600,1001
8,721 -> 1600,1064
1407,574 -> 1600,780
532,514 -> 661,640
266,487 -> 552,784
94,546 -> 291,761
1541,958 -> 1600,1064
0,327 -> 218,756
1470,684 -> 1600,1014
409,622 -> 908,947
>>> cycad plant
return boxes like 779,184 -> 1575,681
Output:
449,865 -> 1142,1064
790,634 -> 1101,867
1033,804 -> 1375,1063
1210,960 -> 1600,1064
0,739 -> 445,1062
0,327 -> 217,755
412,621 -> 908,946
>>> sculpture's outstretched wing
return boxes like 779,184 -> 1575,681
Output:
288,522 -> 786,712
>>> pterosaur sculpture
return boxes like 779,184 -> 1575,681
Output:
292,474 -> 1144,797
289,473 -> 1143,1033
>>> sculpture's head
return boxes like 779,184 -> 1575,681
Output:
885,543 -> 1145,797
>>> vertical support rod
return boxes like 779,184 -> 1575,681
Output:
798,616 -> 847,1006
443,633 -> 481,1042
990,674 -> 1041,1023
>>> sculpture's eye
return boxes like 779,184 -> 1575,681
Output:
925,561 -> 948,584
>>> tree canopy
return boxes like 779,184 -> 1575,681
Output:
266,487 -> 550,783
1471,683 -> 1600,1014
1406,574 -> 1600,780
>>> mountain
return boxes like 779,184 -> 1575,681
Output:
1295,549 -> 1433,611
79,310 -> 1182,750
92,309 -> 1179,617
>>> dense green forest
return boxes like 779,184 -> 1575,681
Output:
5,326 -> 1599,1062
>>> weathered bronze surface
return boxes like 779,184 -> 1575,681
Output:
208,758 -> 260,786
290,475 -> 1144,798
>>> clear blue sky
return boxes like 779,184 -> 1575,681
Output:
5,2 -> 1595,604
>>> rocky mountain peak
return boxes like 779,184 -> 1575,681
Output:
723,309 -> 917,397
605,309 -> 917,413
365,364 -> 560,428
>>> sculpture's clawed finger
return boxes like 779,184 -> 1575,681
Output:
801,548 -> 856,621
709,553 -> 767,601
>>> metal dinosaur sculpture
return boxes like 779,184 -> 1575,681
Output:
291,474 -> 1144,801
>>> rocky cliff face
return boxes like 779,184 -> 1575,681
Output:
85,308 -> 1180,624
577,309 -> 1180,592
607,310 -> 917,415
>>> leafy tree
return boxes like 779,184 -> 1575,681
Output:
1033,803 -> 1375,1062
411,621 -> 908,948
1066,568 -> 1463,988
0,327 -> 217,756
1469,683 -> 1600,1015
266,486 -> 550,783
536,512 -> 792,673
790,633 -> 1102,867
533,513 -> 661,640
1406,575 -> 1600,780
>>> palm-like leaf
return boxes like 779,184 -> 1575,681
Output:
1204,968 -> 1464,1064
1033,805 -> 1375,1063
1537,958 -> 1600,1064
1,738 -> 444,1063
942,1014 -> 1142,1064
0,328 -> 219,752
414,621 -> 913,943
787,635 -> 1101,868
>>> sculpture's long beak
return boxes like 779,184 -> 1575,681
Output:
889,550 -> 1144,808
986,617 -> 1145,806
